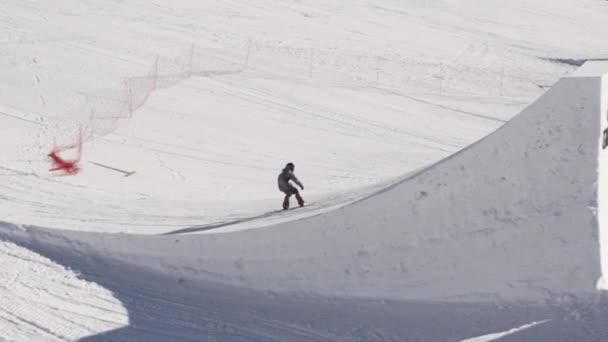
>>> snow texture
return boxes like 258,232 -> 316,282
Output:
4,61 -> 608,304
2,63 -> 608,341
3,0 -> 608,341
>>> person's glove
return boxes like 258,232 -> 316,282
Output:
300,185 -> 304,190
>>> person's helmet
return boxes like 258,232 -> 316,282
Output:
286,162 -> 295,171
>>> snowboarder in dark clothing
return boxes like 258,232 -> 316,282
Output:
277,162 -> 304,210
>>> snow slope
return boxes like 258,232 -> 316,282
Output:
3,0 -> 608,341
4,60 -> 607,304
0,241 -> 128,341
4,0 -> 606,233
3,61 -> 608,341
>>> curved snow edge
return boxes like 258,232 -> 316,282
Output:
2,62 -> 608,304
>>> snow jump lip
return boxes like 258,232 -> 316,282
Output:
164,173 -> 414,235
2,61 -> 608,304
163,202 -> 324,235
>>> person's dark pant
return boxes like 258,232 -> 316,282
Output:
282,186 -> 304,209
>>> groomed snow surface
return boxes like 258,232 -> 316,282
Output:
3,0 -> 608,341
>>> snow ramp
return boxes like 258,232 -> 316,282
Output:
3,61 -> 608,304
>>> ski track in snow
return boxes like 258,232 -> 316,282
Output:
0,240 -> 128,342
460,320 -> 549,342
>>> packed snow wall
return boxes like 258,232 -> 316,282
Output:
596,64 -> 608,289
2,62 -> 608,304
